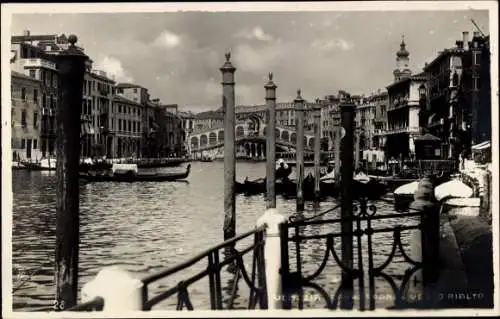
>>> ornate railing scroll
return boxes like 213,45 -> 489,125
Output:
140,225 -> 268,310
280,198 -> 429,310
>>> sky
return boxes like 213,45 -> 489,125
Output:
10,8 -> 490,113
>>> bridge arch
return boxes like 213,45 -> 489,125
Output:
218,130 -> 224,143
191,136 -> 199,150
209,132 -> 217,145
200,134 -> 208,147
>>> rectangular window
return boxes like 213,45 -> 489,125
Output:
34,112 -> 38,127
21,110 -> 27,126
33,139 -> 38,149
21,88 -> 26,100
473,77 -> 481,90
128,121 -> 131,132
21,139 -> 26,149
119,105 -> 122,113
33,89 -> 38,103
119,119 -> 122,131
473,52 -> 481,65
133,88 -> 138,93
29,69 -> 36,79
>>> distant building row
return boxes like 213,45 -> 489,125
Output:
10,30 -> 188,161
186,29 -> 491,165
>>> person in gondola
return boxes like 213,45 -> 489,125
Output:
276,159 -> 292,180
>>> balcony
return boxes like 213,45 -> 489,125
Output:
99,88 -> 110,96
378,126 -> 420,136
23,58 -> 57,71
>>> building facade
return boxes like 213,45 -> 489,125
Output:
11,71 -> 43,161
80,69 -> 116,158
11,37 -> 59,157
112,95 -> 143,158
423,30 -> 491,160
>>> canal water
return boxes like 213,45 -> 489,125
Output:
11,161 -> 418,311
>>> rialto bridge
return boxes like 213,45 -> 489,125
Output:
187,122 -> 316,160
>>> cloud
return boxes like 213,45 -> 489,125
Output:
233,43 -> 284,74
95,56 -> 134,83
153,30 -> 181,48
235,26 -> 273,42
311,38 -> 354,52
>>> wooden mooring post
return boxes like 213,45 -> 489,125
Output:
54,35 -> 87,311
313,104 -> 322,201
339,100 -> 355,309
295,89 -> 305,212
265,73 -> 277,209
333,111 -> 341,178
221,51 -> 237,241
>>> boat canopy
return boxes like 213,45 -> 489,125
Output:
471,140 -> 491,151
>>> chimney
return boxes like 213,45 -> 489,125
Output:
23,30 -> 30,37
463,31 -> 469,50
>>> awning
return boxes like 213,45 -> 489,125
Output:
471,140 -> 491,150
414,133 -> 441,142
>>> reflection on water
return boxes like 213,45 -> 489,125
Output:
12,161 -> 416,311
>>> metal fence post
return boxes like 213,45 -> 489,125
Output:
256,208 -> 288,310
265,73 -> 277,209
340,99 -> 355,309
53,35 -> 87,311
313,104 -> 322,201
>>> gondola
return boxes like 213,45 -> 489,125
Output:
235,177 -> 267,195
79,164 -> 191,182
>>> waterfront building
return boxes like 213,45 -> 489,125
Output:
383,37 -> 426,161
370,90 -> 389,150
112,95 -> 143,158
11,71 -> 43,161
178,111 -> 195,154
11,32 -> 60,157
192,110 -> 224,131
423,31 -> 491,160
81,68 -> 116,158
355,92 -> 388,167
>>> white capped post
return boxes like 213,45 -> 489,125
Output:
256,208 -> 287,310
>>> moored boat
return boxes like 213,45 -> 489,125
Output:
21,158 -> 57,171
393,181 -> 419,212
79,164 -> 191,182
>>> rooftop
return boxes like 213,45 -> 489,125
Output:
113,94 -> 143,107
116,82 -> 145,89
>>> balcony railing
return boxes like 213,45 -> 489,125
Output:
376,126 -> 420,136
23,58 -> 57,71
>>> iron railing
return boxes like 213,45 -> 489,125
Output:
280,198 -> 428,310
68,226 -> 268,311
141,226 -> 267,310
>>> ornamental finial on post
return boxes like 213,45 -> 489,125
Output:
225,50 -> 231,62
